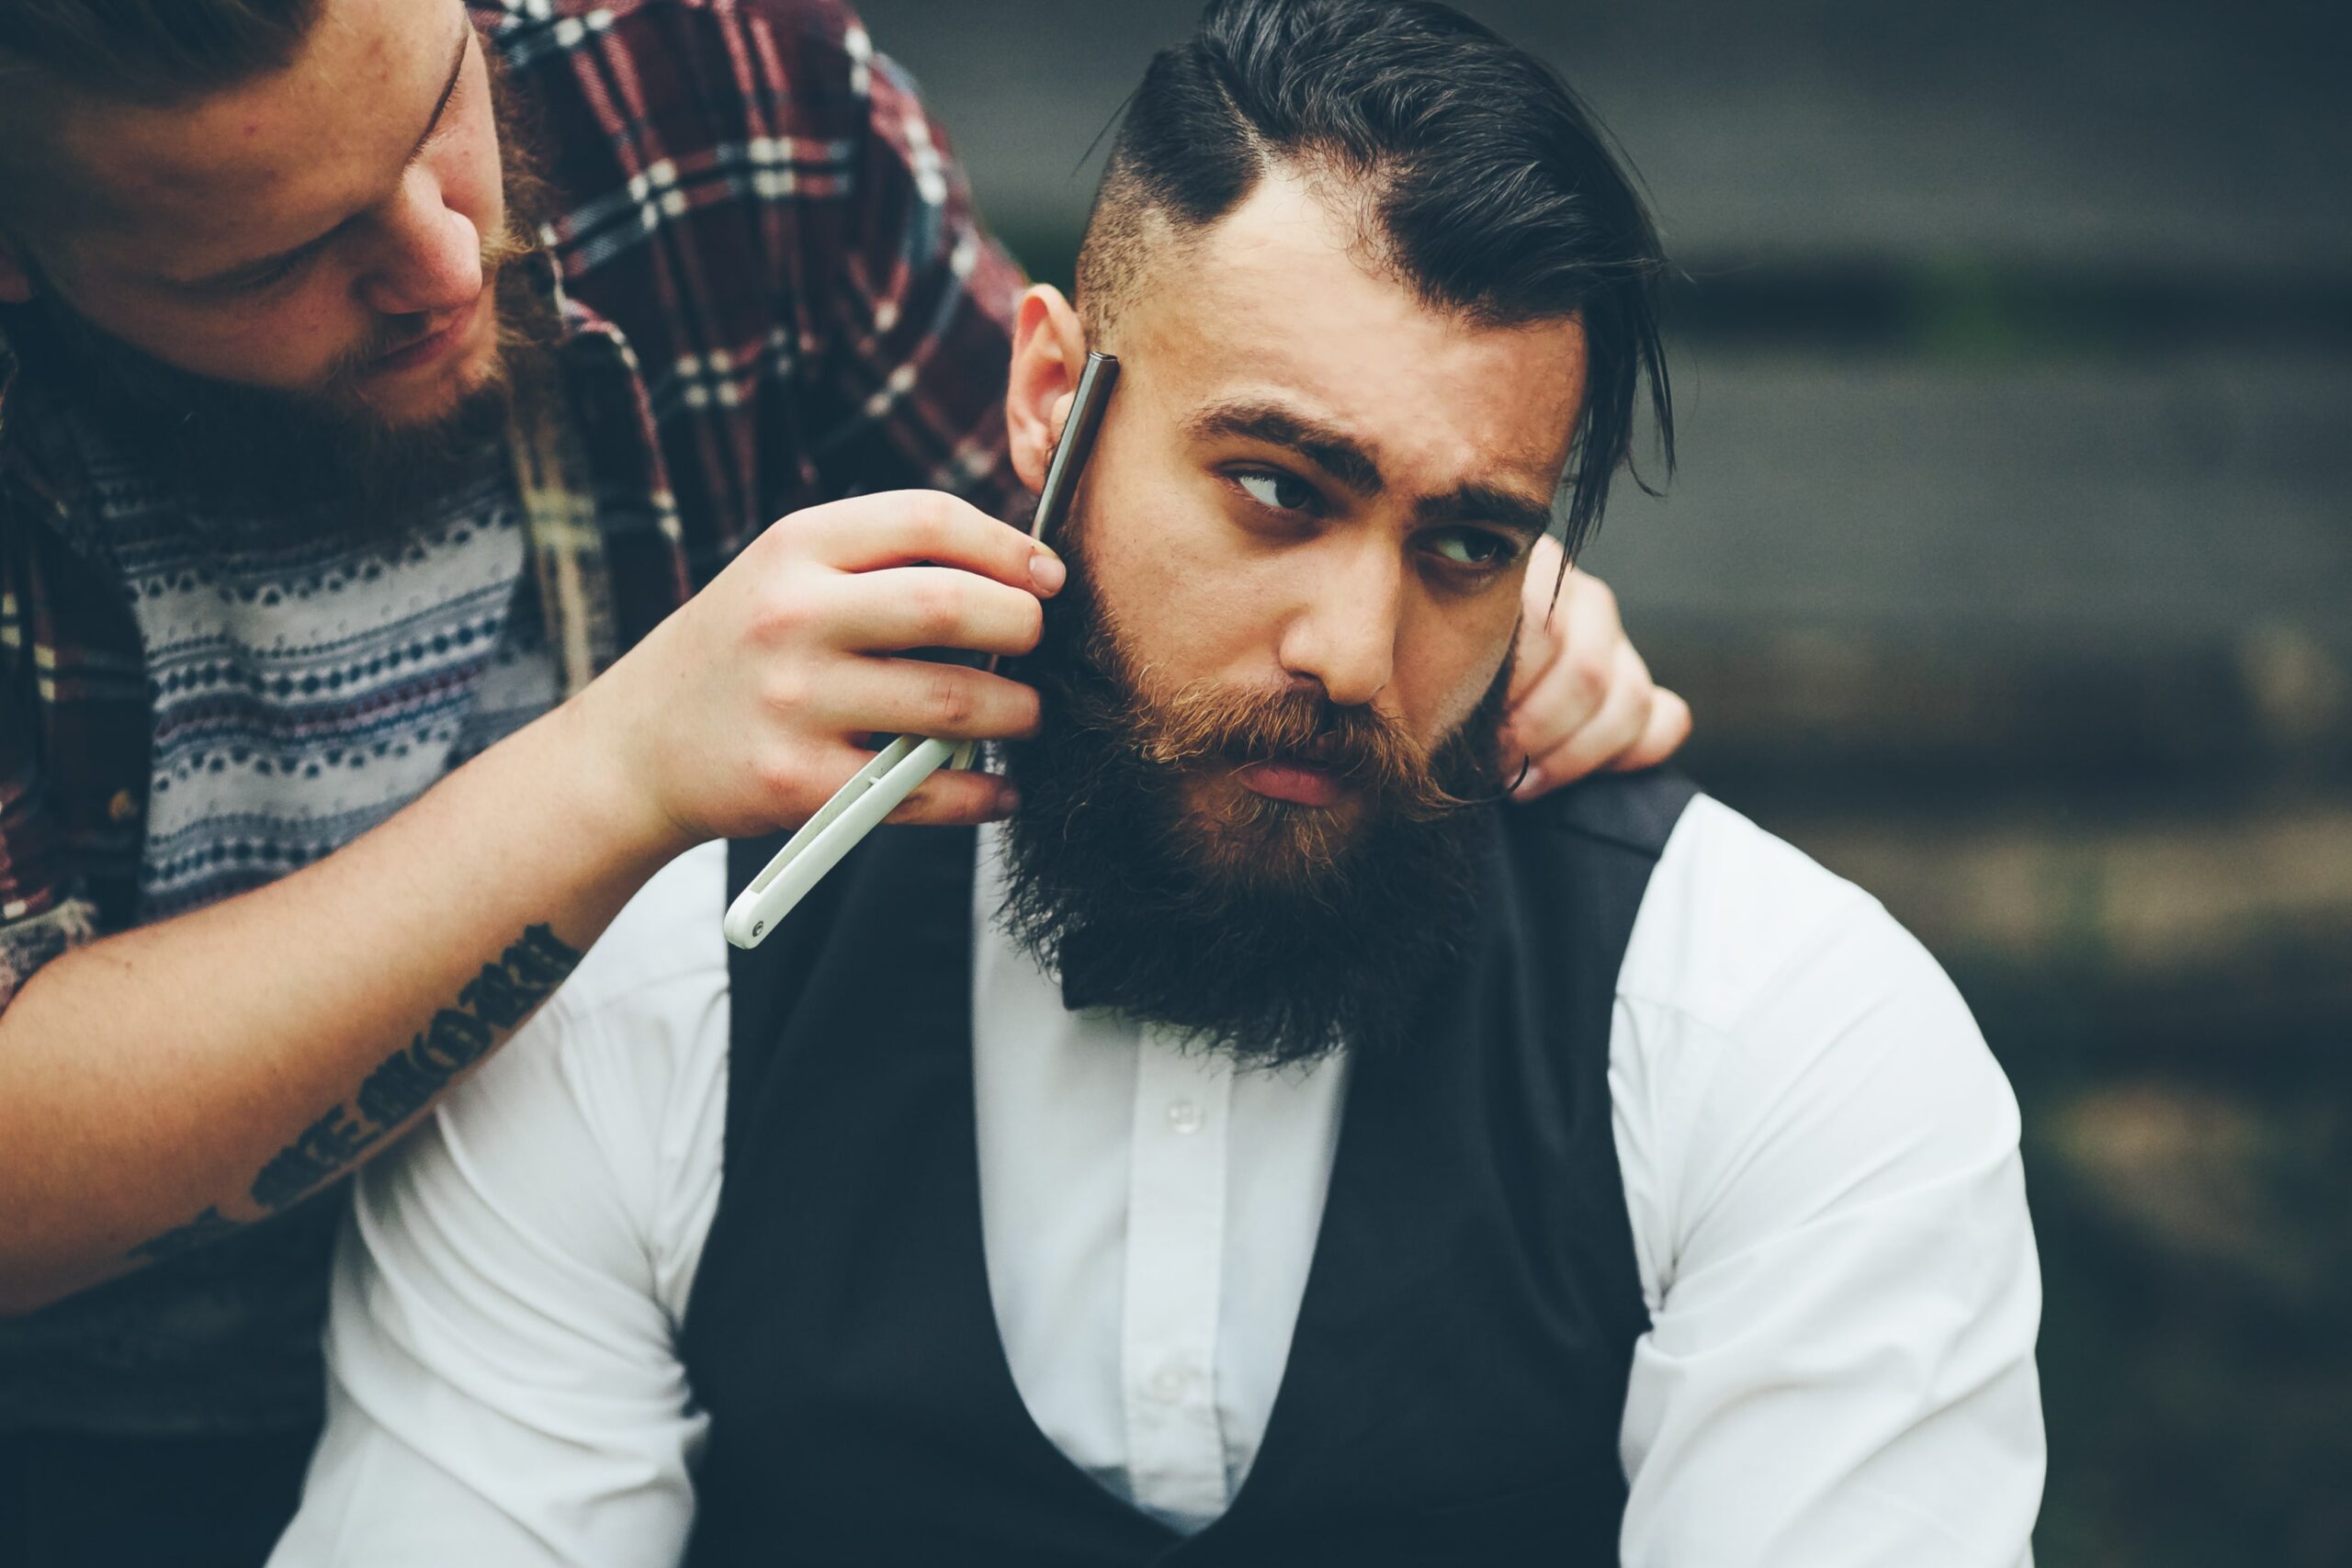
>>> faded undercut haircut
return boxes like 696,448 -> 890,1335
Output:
0,0 -> 324,226
1076,0 -> 1674,556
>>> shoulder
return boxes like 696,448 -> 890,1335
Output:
1613,789 -> 2002,1118
1512,772 -> 1889,1025
1607,793 -> 2021,1286
1513,776 -> 1994,1105
1617,790 -> 1887,1032
1510,766 -> 1703,863
477,0 -> 872,96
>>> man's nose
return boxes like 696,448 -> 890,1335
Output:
1276,540 -> 1400,710
356,168 -> 484,320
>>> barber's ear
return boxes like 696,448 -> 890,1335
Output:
1005,284 -> 1089,493
0,237 -> 34,305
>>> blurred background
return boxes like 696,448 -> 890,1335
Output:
854,1 -> 2352,1562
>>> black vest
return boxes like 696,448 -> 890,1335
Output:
681,770 -> 1698,1567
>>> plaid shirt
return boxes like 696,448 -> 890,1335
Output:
0,0 -> 1024,1010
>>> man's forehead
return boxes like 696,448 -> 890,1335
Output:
1122,172 -> 1589,496
52,0 -> 466,255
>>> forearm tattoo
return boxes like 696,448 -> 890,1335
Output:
127,924 -> 582,1260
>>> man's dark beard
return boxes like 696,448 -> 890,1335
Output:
0,40 -> 560,540
998,527 -> 1512,1069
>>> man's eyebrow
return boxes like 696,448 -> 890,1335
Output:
176,26 -> 471,291
1188,398 -> 1556,539
1414,485 -> 1555,543
1185,400 -> 1385,497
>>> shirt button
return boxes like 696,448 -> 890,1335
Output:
1166,1100 -> 1205,1134
1149,1364 -> 1191,1402
107,789 -> 141,824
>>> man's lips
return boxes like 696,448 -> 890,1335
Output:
364,292 -> 483,377
1234,759 -> 1348,807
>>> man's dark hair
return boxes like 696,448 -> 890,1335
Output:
1077,0 -> 1673,555
0,0 -> 323,224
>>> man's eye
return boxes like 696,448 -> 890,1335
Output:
1428,528 -> 1518,569
207,250 -> 313,297
239,254 -> 310,291
1235,469 -> 1320,513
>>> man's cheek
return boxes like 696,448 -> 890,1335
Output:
1408,617 -> 1519,751
222,297 -> 372,389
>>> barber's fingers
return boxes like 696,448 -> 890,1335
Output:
788,489 -> 1061,594
1510,641 -> 1656,799
1611,686 -> 1691,773
801,658 -> 1042,743
1505,567 -> 1623,755
831,567 -> 1047,658
885,763 -> 1022,826
1507,536 -> 1575,707
763,736 -> 1019,829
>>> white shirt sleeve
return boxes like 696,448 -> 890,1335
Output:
268,844 -> 732,1568
1614,798 -> 2045,1567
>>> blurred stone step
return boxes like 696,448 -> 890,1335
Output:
1741,792 -> 2352,1063
854,0 -> 2352,276
1770,797 -> 2352,973
1651,620 -> 2352,806
1580,350 -> 2352,657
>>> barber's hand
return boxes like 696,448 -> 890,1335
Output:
566,491 -> 1058,857
1500,535 -> 1691,800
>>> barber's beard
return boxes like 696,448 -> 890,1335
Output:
2,46 -> 561,541
998,529 -> 1511,1069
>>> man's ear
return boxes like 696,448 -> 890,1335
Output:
1005,284 -> 1089,494
0,235 -> 35,304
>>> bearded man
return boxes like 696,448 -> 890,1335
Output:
0,0 -> 1685,1559
266,4 -> 2044,1564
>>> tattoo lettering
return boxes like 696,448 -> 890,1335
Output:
130,925 -> 584,1261
353,1043 -> 442,1129
354,1006 -> 492,1125
232,927 -> 579,1229
418,1005 -> 496,1072
506,924 -> 580,988
250,1105 -> 380,1211
458,965 -> 537,1030
454,926 -> 576,1029
128,1204 -> 241,1263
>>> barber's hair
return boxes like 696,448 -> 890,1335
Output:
1078,0 -> 1673,553
0,0 -> 324,224
0,0 -> 321,97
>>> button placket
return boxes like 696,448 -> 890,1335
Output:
1119,1027 -> 1237,1523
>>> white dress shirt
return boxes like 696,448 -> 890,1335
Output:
271,796 -> 2044,1566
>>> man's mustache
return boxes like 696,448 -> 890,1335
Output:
332,217 -> 542,385
1125,681 -> 1475,822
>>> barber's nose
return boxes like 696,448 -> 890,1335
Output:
356,168 -> 483,319
1277,542 -> 1399,709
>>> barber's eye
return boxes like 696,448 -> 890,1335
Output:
220,252 -> 313,296
1428,528 -> 1517,569
1235,469 -> 1320,513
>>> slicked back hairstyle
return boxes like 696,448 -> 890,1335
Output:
0,0 -> 324,225
1077,0 -> 1673,556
